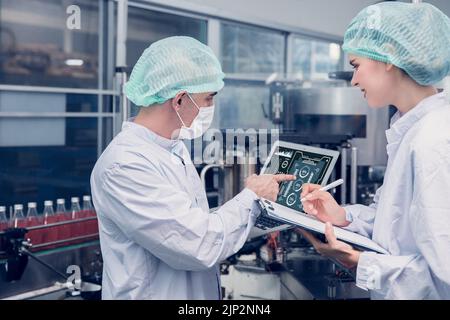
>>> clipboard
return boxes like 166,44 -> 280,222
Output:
259,198 -> 388,254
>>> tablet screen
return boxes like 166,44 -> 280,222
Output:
264,146 -> 335,211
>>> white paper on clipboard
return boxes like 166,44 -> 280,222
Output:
260,198 -> 389,254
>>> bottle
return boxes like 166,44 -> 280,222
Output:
56,198 -> 70,242
70,197 -> 82,242
56,198 -> 67,216
82,195 -> 93,212
42,200 -> 57,249
70,197 -> 81,219
43,200 -> 55,225
0,206 -> 8,250
26,202 -> 43,245
0,206 -> 8,231
83,195 -> 98,238
27,202 -> 42,225
12,204 -> 26,228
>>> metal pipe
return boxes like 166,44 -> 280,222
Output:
116,0 -> 129,127
116,0 -> 128,69
118,72 -> 129,124
20,248 -> 69,280
340,145 -> 348,205
0,217 -> 97,235
25,216 -> 98,231
30,234 -> 99,249
242,151 -> 257,184
0,235 -> 99,254
221,164 -> 237,204
200,164 -> 223,189
97,0 -> 105,159
350,146 -> 358,204
0,112 -> 114,118
2,283 -> 67,300
0,84 -> 118,95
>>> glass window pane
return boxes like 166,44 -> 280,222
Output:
102,117 -> 114,149
0,90 -> 115,211
214,83 -> 274,129
0,0 -> 99,88
101,95 -> 114,113
221,23 -> 285,77
312,42 -> 342,78
0,117 -> 98,212
126,7 -> 207,69
291,36 -> 342,80
0,91 -> 99,114
291,37 -> 312,79
130,102 -> 139,118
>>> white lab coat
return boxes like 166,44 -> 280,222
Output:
344,92 -> 450,299
90,119 -> 260,300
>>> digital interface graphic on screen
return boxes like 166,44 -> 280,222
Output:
265,146 -> 333,211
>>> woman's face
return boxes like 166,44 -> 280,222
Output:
349,54 -> 397,108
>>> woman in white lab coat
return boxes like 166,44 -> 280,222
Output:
297,2 -> 450,299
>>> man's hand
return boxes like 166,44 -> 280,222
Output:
296,222 -> 361,269
301,183 -> 350,227
245,174 -> 296,201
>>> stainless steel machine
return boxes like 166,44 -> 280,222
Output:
270,77 -> 391,205
202,77 -> 391,207
211,74 -> 392,300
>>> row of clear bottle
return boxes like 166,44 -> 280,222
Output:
0,196 -> 98,250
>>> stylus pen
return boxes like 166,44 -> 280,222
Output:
300,178 -> 344,202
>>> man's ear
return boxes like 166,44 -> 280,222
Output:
171,91 -> 186,111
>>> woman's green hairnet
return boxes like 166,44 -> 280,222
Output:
343,2 -> 450,85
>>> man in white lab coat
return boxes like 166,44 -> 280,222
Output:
90,36 -> 295,299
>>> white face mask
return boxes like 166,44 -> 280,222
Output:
175,93 -> 215,140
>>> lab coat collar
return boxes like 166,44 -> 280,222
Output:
122,118 -> 183,154
385,92 -> 447,144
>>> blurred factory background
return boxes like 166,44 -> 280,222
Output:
0,0 -> 449,300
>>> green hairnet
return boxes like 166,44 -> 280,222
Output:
125,36 -> 225,107
343,2 -> 450,86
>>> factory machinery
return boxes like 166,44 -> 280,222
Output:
201,72 -> 391,299
1,73 -> 391,300
0,197 -> 102,300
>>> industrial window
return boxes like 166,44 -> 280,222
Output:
291,36 -> 343,80
221,22 -> 285,78
0,91 -> 115,209
126,6 -> 207,116
0,0 -> 100,89
126,6 -> 207,72
213,82 -> 275,130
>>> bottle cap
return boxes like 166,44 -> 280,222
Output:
28,202 -> 37,208
44,200 -> 53,206
14,204 -> 23,210
56,199 -> 65,204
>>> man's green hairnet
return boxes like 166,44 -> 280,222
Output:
125,36 -> 225,107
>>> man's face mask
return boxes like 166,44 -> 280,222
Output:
175,93 -> 215,140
